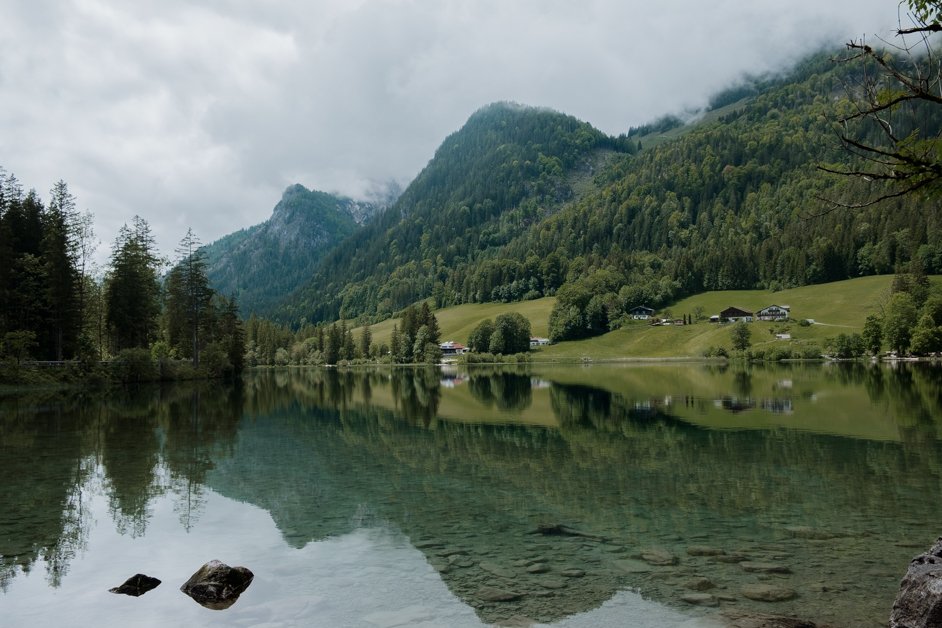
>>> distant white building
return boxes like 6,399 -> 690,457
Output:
439,341 -> 468,356
757,305 -> 791,321
530,337 -> 550,347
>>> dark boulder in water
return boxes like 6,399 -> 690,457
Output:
109,573 -> 162,597
890,537 -> 942,628
180,560 -> 254,610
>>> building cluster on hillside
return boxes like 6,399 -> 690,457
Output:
629,304 -> 792,326
438,336 -> 550,356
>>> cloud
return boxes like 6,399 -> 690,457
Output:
0,0 -> 903,265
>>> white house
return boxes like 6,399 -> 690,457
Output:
439,341 -> 468,356
757,305 -> 791,321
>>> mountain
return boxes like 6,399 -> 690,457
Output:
266,50 -> 941,331
275,102 -> 636,324
201,184 -> 390,317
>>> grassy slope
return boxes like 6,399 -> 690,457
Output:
358,297 -> 555,348
356,275 -> 934,359
538,275 -> 896,360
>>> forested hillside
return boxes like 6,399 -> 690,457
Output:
201,184 -> 387,317
276,102 -> 636,325
270,51 -> 941,333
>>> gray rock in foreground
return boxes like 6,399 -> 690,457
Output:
890,537 -> 942,628
180,560 -> 254,610
109,573 -> 161,596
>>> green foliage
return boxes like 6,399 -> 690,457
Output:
884,292 -> 918,354
390,303 -> 441,363
0,173 -> 90,361
862,314 -> 884,355
908,0 -> 942,25
548,270 -> 625,342
830,333 -> 866,359
111,348 -> 158,383
730,322 -> 752,352
910,313 -> 942,355
105,217 -> 162,352
490,312 -> 532,354
467,319 -> 495,353
358,325 -> 372,359
702,346 -> 729,359
1,330 -> 37,364
164,229 -> 213,365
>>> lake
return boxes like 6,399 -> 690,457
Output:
2,362 -> 941,627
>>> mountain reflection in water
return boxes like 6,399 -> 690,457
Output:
2,362 -> 942,627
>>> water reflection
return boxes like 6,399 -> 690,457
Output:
1,363 -> 942,627
0,383 -> 242,590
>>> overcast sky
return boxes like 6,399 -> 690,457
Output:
0,0 -> 905,266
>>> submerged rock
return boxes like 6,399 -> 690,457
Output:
526,563 -> 550,574
685,576 -> 716,591
741,583 -> 798,602
890,537 -> 942,628
530,523 -> 607,542
740,561 -> 792,574
109,573 -> 161,597
480,562 -> 516,578
640,547 -> 678,566
723,610 -> 823,627
476,586 -> 522,602
614,558 -> 653,574
687,545 -> 726,557
681,593 -> 719,607
180,560 -> 254,610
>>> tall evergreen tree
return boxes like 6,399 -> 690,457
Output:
105,216 -> 162,351
43,180 -> 80,360
358,325 -> 372,359
166,228 -> 212,365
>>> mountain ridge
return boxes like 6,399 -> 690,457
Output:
210,50 -> 941,330
201,183 -> 393,317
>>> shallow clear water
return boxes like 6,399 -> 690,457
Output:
2,362 -> 941,627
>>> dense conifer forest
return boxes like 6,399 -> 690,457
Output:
0,172 -> 245,381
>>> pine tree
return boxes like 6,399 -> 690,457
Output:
43,180 -> 81,360
358,325 -> 372,359
167,229 -> 212,365
390,324 -> 402,363
218,295 -> 246,375
105,216 -> 162,351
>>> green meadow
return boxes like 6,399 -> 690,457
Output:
358,275 -> 929,360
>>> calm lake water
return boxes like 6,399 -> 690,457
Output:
2,362 -> 942,627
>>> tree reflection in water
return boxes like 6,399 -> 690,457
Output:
3,362 -> 942,627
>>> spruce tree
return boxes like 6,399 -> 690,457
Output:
105,217 -> 161,351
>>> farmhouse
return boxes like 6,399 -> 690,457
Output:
719,307 -> 754,323
757,305 -> 790,321
530,337 -> 550,347
628,306 -> 655,320
439,341 -> 468,356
